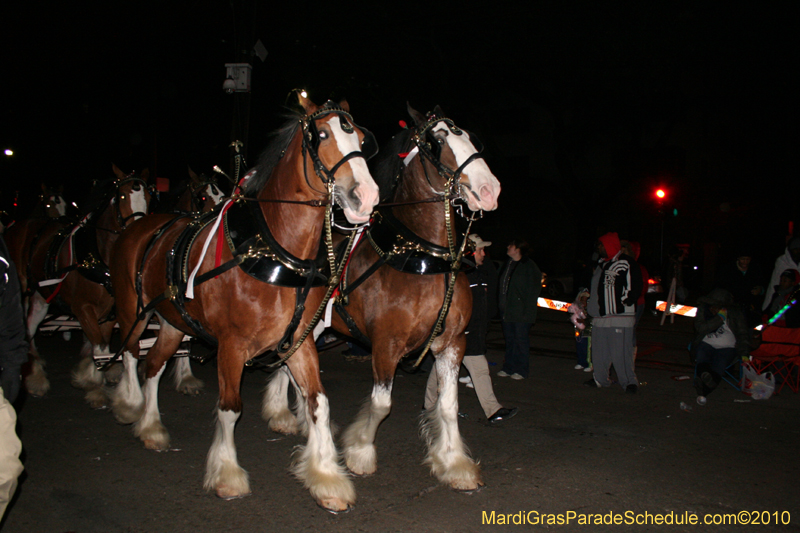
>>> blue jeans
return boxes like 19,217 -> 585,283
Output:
502,321 -> 531,377
695,342 -> 737,395
576,335 -> 589,367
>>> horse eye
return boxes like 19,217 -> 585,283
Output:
319,131 -> 328,140
120,195 -> 126,200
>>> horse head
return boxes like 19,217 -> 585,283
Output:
188,166 -> 223,213
40,183 -> 66,218
407,104 -> 501,212
298,95 -> 380,223
111,164 -> 153,228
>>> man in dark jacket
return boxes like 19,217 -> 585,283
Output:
586,232 -> 643,393
691,288 -> 751,406
497,239 -> 542,380
0,235 -> 28,404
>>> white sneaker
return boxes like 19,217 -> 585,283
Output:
510,373 -> 524,380
574,364 -> 584,370
497,370 -> 510,377
459,376 -> 472,384
584,366 -> 594,373
697,396 -> 707,406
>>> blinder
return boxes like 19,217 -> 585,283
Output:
305,111 -> 378,163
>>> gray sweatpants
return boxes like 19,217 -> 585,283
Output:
591,326 -> 638,388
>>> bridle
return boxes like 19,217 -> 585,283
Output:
188,179 -> 220,212
113,175 -> 155,230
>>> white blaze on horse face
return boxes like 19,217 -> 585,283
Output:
50,195 -> 66,217
325,116 -> 379,223
434,123 -> 501,212
205,184 -> 223,208
129,185 -> 147,220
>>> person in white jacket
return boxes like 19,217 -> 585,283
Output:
762,237 -> 800,312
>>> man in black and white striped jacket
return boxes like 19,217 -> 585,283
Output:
585,232 -> 643,393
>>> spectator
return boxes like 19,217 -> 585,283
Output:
585,232 -> 642,393
497,239 -> 542,380
0,388 -> 23,520
426,235 -> 517,423
762,237 -> 800,313
691,288 -> 751,406
718,250 -> 764,328
0,235 -> 28,405
568,288 -> 592,372
762,269 -> 800,328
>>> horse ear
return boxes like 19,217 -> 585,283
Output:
338,99 -> 350,112
140,168 -> 150,182
112,164 -> 126,180
41,183 -> 47,193
433,105 -> 445,117
407,102 -> 425,126
188,166 -> 198,182
58,185 -> 64,193
298,93 -> 318,115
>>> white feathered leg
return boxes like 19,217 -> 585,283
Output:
420,347 -> 482,491
134,364 -> 169,450
291,392 -> 355,512
24,293 -> 50,397
172,356 -> 204,395
111,351 -> 144,424
342,383 -> 392,476
205,408 -> 250,500
262,366 -> 303,435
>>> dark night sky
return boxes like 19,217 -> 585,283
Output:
1,2 -> 797,285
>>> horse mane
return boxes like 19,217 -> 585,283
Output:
241,112 -> 303,197
372,128 -> 412,201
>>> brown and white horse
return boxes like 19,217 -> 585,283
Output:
4,183 -> 68,301
108,96 -> 379,510
21,165 -> 153,404
263,105 -> 501,493
167,167 -> 224,214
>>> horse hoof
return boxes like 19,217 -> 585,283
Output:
215,486 -> 251,500
317,498 -> 351,514
143,439 -> 169,451
451,479 -> 484,493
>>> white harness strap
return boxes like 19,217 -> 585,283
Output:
403,146 -> 419,167
185,199 -> 232,299
185,169 -> 257,299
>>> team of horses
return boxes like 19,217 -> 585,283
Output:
7,94 -> 501,512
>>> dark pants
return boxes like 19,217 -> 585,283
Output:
502,321 -> 531,377
576,335 -> 589,367
694,342 -> 737,396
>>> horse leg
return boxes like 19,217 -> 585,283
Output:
72,313 -> 113,409
287,346 -> 355,512
204,340 -> 250,500
110,313 -> 150,424
134,322 -> 184,450
262,365 -> 305,435
171,354 -> 204,395
421,346 -> 482,491
24,292 -> 50,397
341,378 -> 393,476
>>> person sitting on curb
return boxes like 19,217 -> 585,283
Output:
691,288 -> 751,406
425,235 -> 517,423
